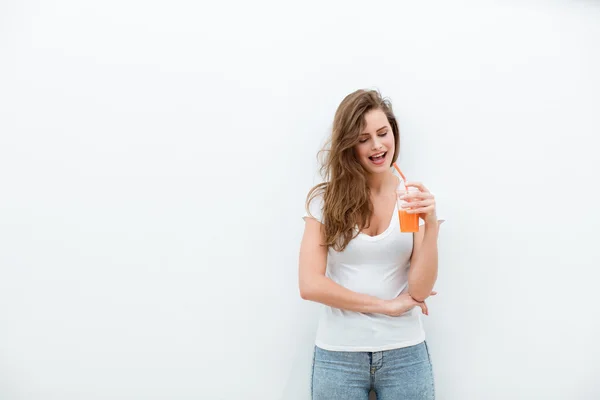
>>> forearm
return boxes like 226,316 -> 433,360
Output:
408,221 -> 439,302
300,275 -> 388,314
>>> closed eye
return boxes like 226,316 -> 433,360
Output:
358,131 -> 388,143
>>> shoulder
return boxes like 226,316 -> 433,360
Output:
303,187 -> 326,224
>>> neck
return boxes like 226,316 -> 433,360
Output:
367,169 -> 394,194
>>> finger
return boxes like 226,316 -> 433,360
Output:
401,199 -> 434,209
430,291 -> 437,295
401,199 -> 430,208
407,205 -> 436,214
422,302 -> 429,315
400,192 -> 433,201
405,182 -> 430,193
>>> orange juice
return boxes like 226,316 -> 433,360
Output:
398,209 -> 419,233
393,162 -> 420,232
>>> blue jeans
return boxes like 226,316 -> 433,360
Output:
311,341 -> 435,400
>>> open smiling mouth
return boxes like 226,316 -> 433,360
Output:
369,152 -> 387,164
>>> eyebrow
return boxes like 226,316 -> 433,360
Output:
360,126 -> 388,135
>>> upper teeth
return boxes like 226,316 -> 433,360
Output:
372,152 -> 385,157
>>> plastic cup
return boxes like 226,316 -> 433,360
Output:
396,186 -> 420,233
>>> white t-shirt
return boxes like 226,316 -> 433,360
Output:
303,189 -> 444,352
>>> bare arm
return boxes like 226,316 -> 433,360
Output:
408,218 -> 444,302
299,218 -> 389,313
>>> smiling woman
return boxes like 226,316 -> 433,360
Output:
305,90 -> 401,252
299,89 -> 442,400
357,115 -> 395,169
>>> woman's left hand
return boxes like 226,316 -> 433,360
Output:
399,182 -> 437,224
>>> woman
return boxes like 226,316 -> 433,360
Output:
299,89 -> 444,399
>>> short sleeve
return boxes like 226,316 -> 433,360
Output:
302,193 -> 324,224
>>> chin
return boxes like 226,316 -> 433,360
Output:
363,162 -> 389,175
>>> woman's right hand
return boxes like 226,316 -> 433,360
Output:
383,291 -> 437,317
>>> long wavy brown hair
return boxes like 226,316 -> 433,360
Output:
306,89 -> 400,251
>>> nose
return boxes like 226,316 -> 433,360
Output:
372,136 -> 383,150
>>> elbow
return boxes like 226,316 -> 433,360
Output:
299,285 -> 311,300
408,282 -> 434,302
299,274 -> 325,301
410,292 -> 429,303
408,275 -> 438,303
299,280 -> 315,301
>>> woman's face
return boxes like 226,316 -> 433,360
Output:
354,109 -> 395,175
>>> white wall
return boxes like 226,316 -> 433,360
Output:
1,1 -> 599,399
